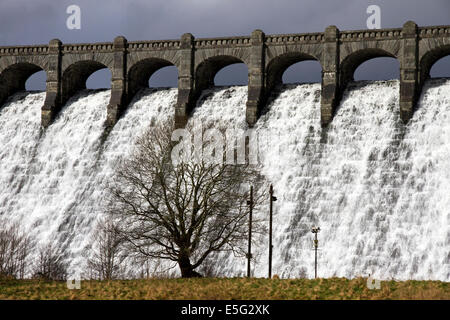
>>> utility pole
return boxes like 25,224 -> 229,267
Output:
311,226 -> 320,279
246,185 -> 253,278
268,184 -> 277,279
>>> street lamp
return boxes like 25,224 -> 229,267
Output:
268,185 -> 277,279
311,226 -> 320,279
246,186 -> 253,278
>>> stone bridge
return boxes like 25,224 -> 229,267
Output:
0,21 -> 449,129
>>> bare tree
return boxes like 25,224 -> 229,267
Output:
0,222 -> 33,279
32,243 -> 68,281
107,121 -> 264,277
85,217 -> 126,280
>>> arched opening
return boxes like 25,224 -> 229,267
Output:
354,57 -> 399,81
195,55 -> 247,94
340,48 -> 399,90
0,62 -> 46,106
420,45 -> 450,84
148,65 -> 178,88
86,68 -> 111,89
282,61 -> 322,84
128,58 -> 177,101
429,55 -> 450,79
62,60 -> 110,104
266,52 -> 321,94
25,70 -> 47,91
214,63 -> 248,86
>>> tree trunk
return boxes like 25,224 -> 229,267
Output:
178,255 -> 202,278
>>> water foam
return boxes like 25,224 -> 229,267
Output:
0,80 -> 448,280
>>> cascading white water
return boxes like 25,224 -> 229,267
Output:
258,81 -> 407,280
0,88 -> 177,276
0,91 -> 44,215
186,80 -> 449,281
0,80 -> 448,280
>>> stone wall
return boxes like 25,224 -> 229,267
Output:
0,21 -> 449,128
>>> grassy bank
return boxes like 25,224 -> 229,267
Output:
0,277 -> 448,300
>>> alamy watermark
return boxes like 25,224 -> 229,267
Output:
67,275 -> 81,290
169,121 -> 294,167
66,5 -> 81,30
367,275 -> 381,290
366,5 -> 381,29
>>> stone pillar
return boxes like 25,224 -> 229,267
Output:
175,33 -> 195,129
106,36 -> 127,128
321,25 -> 340,126
400,21 -> 419,123
41,39 -> 62,128
246,29 -> 265,127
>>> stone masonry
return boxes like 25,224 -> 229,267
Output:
0,21 -> 448,128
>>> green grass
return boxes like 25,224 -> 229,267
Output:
0,277 -> 448,300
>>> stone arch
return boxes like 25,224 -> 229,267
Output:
419,44 -> 450,83
214,63 -> 248,86
127,57 -> 178,101
265,52 -> 322,94
61,60 -> 111,104
26,70 -> 47,91
340,48 -> 399,89
0,61 -> 47,106
194,55 -> 248,94
61,53 -> 114,74
353,57 -> 399,81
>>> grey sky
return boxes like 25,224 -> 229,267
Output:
0,0 -> 448,89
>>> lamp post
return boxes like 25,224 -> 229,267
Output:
268,184 -> 277,279
311,226 -> 320,279
246,186 -> 253,278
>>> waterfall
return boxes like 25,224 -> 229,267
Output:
0,79 -> 448,280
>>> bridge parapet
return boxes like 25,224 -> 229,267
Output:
0,45 -> 49,55
128,40 -> 181,50
266,32 -> 324,44
62,43 -> 114,53
339,28 -> 402,41
419,25 -> 450,37
194,36 -> 251,48
0,21 -> 448,129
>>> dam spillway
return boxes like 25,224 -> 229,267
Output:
0,79 -> 448,281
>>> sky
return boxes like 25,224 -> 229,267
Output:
0,0 -> 448,89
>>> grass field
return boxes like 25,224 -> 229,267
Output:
0,277 -> 448,300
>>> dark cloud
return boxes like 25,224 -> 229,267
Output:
2,0 -> 449,88
2,0 -> 449,43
